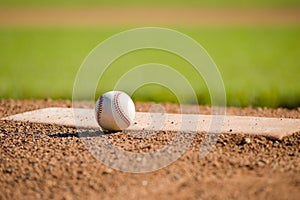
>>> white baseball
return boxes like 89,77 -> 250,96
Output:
95,91 -> 135,131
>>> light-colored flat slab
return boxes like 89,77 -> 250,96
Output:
2,107 -> 300,139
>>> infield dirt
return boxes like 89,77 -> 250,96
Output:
0,100 -> 299,200
0,7 -> 299,27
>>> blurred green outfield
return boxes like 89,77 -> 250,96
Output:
0,0 -> 299,108
0,27 -> 299,108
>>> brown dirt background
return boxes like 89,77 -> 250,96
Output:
0,100 -> 299,200
0,7 -> 300,27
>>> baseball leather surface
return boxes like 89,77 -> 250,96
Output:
95,91 -> 135,131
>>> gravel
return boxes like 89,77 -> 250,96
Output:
0,100 -> 299,200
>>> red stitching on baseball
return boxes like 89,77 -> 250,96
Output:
96,95 -> 104,125
114,92 -> 131,127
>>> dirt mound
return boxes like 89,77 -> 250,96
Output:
0,100 -> 299,199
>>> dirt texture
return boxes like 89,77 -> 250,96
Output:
0,7 -> 299,27
0,100 -> 300,200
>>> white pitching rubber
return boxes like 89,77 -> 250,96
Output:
2,107 -> 300,139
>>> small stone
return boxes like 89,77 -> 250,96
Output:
5,168 -> 12,174
142,180 -> 148,186
103,168 -> 113,174
244,138 -> 251,144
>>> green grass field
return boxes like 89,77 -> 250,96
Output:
0,27 -> 299,108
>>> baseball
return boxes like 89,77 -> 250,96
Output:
95,91 -> 135,131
